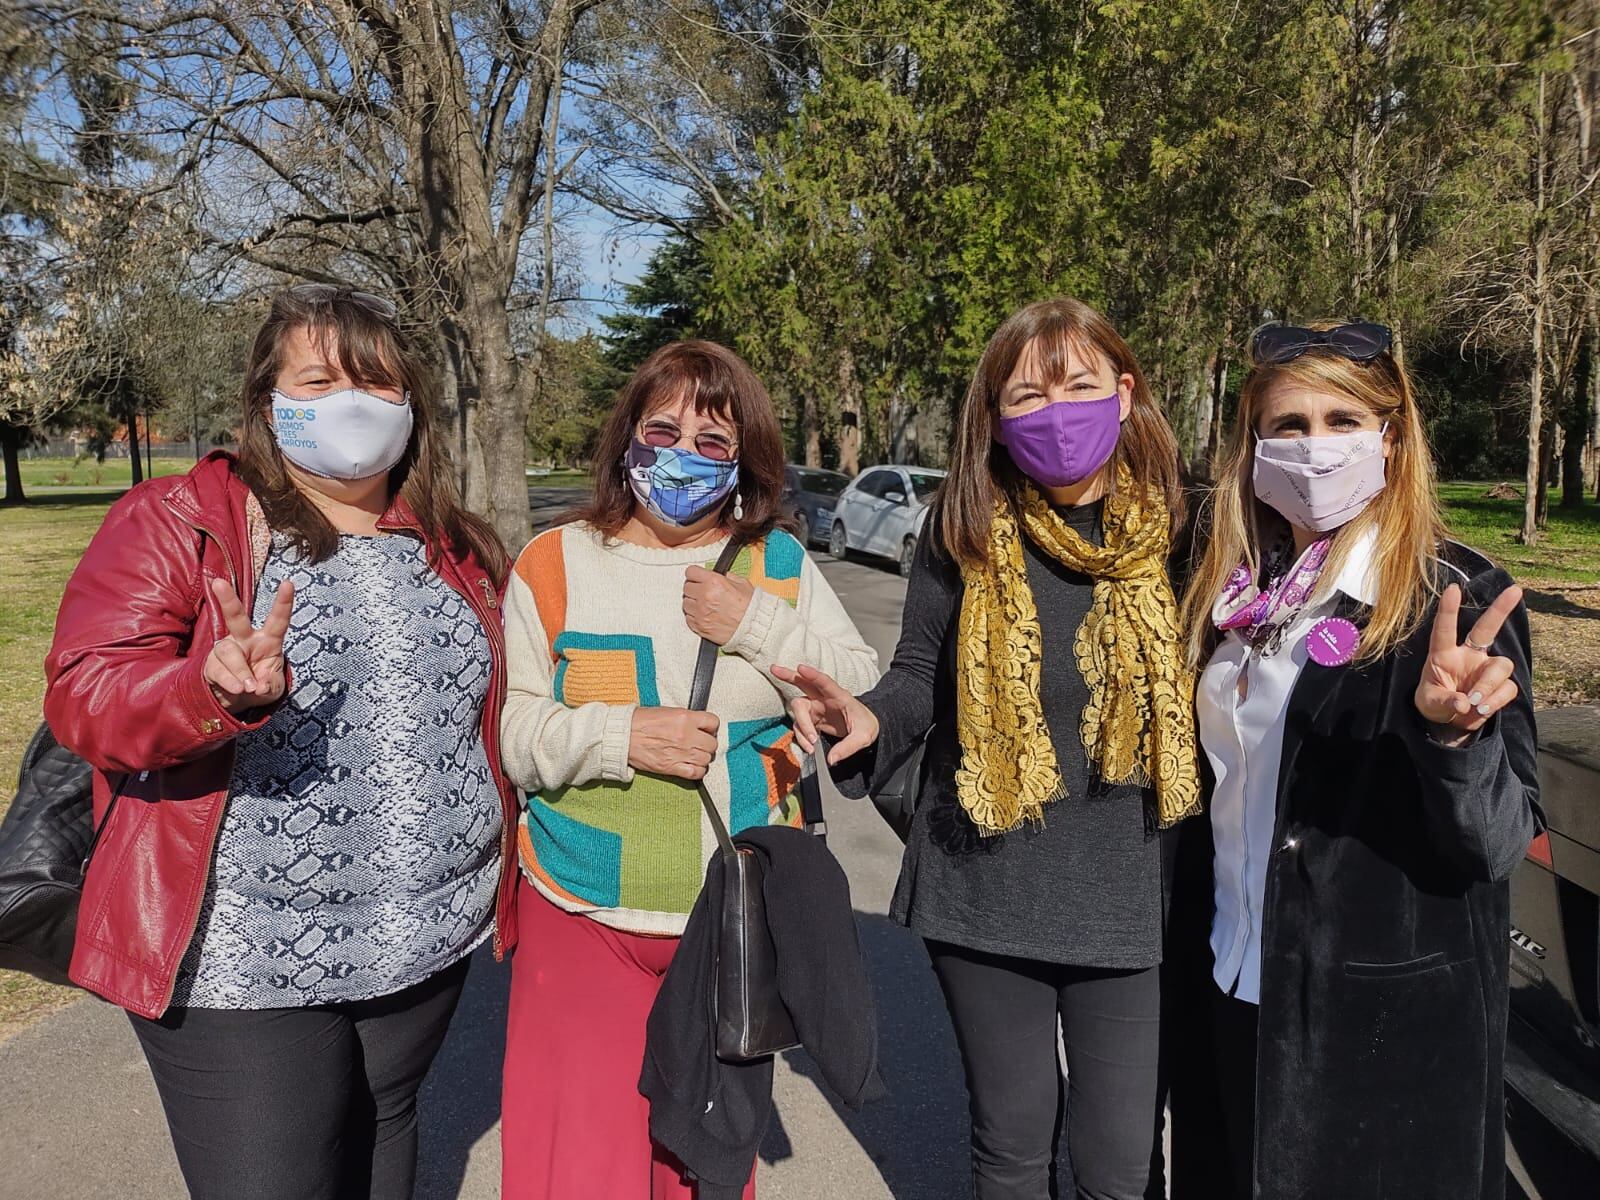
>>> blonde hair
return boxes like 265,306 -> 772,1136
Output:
1179,323 -> 1444,668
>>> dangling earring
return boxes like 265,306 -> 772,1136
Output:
733,492 -> 745,521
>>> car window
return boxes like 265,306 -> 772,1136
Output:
796,469 -> 848,497
855,471 -> 889,498
909,473 -> 943,500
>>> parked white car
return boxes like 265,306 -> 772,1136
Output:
827,465 -> 947,577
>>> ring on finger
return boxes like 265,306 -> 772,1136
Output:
1464,635 -> 1492,652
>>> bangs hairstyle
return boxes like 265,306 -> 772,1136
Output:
572,340 -> 787,541
936,296 -> 1186,570
236,284 -> 508,584
1178,319 -> 1443,669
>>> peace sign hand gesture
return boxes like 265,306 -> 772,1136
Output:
1414,582 -> 1523,742
203,577 -> 295,714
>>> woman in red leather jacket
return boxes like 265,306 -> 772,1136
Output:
43,284 -> 516,1200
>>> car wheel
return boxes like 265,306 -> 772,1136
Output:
899,537 -> 916,578
828,521 -> 849,559
794,513 -> 811,547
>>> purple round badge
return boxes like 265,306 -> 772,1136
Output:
1305,617 -> 1360,667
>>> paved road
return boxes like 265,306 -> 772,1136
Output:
0,543 -> 976,1200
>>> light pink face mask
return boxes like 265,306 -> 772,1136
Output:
1251,426 -> 1387,533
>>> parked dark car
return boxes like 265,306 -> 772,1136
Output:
1506,706 -> 1600,1198
782,465 -> 851,549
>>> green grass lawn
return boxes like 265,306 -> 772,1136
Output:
0,493 -> 124,1036
526,468 -> 592,488
1438,482 -> 1600,585
15,456 -> 193,491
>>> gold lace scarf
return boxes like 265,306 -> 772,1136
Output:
954,472 -> 1202,834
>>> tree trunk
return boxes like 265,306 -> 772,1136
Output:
1184,363 -> 1206,473
1565,324 -> 1592,508
802,388 -> 821,467
1,423 -> 25,505
1536,415 -> 1558,528
837,346 -> 861,478
1520,73 -> 1549,546
128,412 -> 144,486
1206,342 -> 1229,479
1522,324 -> 1546,545
1592,361 -> 1600,499
397,0 -> 589,552
468,313 -> 533,550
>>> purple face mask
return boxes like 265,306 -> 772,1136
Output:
996,392 -> 1122,489
1252,427 -> 1388,533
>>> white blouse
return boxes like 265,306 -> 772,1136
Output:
1198,528 -> 1378,1004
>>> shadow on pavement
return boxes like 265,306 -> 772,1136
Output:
415,944 -> 509,1200
761,912 -> 970,1198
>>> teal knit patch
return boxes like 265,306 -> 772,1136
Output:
524,795 -> 624,908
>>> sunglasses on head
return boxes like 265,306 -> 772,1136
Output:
286,281 -> 398,319
1249,322 -> 1392,365
639,418 -> 738,462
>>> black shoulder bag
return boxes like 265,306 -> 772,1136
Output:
0,723 -> 125,985
869,727 -> 930,844
689,538 -> 826,1063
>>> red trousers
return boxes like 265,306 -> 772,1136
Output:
501,881 -> 758,1199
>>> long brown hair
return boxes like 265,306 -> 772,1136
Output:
935,296 -> 1187,569
1178,321 -> 1444,667
236,284 -> 508,584
570,340 -> 787,542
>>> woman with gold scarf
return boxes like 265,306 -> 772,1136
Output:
777,298 -> 1201,1200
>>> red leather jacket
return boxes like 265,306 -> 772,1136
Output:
43,453 -> 518,1018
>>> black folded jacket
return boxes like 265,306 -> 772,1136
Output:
640,823 -> 885,1197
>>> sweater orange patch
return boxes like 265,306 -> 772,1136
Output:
516,531 -> 567,659
560,645 -> 646,706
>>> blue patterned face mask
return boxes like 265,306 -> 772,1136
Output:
624,438 -> 740,526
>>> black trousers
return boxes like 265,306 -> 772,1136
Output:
1209,983 -> 1260,1200
927,941 -> 1162,1200
128,956 -> 470,1200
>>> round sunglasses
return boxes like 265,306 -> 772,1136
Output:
638,418 -> 738,462
1249,322 -> 1393,365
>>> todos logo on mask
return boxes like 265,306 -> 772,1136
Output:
269,387 -> 414,481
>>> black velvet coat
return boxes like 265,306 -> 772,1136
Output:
1166,542 -> 1541,1200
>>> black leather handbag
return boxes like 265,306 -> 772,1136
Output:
870,727 -> 931,843
689,538 -> 826,1063
0,722 -> 123,986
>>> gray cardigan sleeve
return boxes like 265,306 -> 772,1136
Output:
828,530 -> 959,800
1402,564 -> 1541,883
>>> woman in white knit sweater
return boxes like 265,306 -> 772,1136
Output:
497,340 -> 880,1199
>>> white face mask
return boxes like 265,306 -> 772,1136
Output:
270,387 -> 413,481
1252,425 -> 1388,533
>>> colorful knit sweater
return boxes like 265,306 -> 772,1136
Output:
500,522 -> 881,935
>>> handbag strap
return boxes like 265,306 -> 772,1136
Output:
687,537 -> 826,859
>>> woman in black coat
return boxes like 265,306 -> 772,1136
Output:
1168,320 -> 1540,1200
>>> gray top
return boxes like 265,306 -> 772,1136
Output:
173,532 -> 502,1009
833,500 -> 1164,969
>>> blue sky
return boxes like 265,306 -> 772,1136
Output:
565,212 -> 662,334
